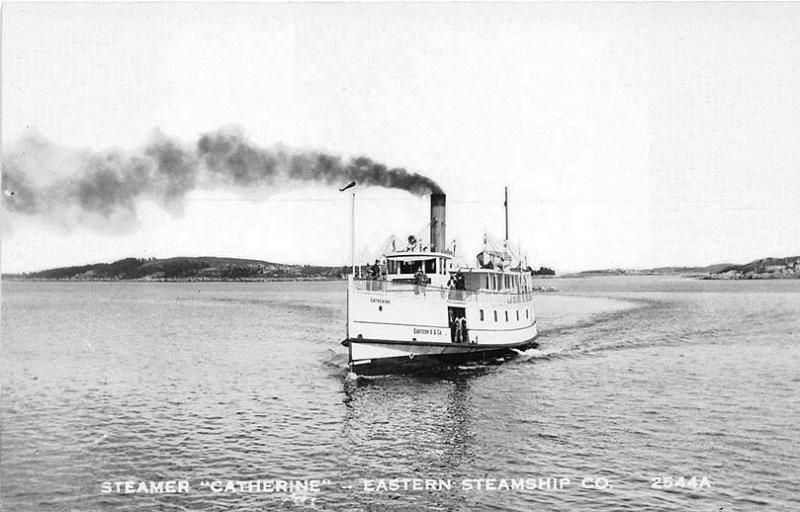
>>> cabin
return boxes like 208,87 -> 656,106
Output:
384,251 -> 452,288
457,268 -> 533,294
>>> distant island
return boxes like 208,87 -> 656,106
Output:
569,256 -> 800,280
2,257 -> 345,282
3,255 -> 798,282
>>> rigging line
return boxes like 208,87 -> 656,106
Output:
133,197 -> 789,206
129,197 -> 793,211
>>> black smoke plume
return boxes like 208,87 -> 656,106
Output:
1,129 -> 442,230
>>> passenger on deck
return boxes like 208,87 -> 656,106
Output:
460,317 -> 470,343
414,268 -> 429,295
454,316 -> 463,343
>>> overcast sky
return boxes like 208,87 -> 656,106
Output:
2,2 -> 799,273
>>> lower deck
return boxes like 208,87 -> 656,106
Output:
346,277 -> 538,356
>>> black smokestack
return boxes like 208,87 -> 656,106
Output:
1,129 -> 444,230
430,193 -> 446,253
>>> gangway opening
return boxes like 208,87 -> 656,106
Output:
448,306 -> 469,343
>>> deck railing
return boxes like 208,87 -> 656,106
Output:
351,278 -> 532,304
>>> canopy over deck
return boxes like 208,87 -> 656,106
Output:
385,251 -> 453,262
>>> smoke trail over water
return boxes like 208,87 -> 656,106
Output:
1,128 -> 442,231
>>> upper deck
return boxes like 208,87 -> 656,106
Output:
351,278 -> 533,306
356,249 -> 534,305
381,250 -> 453,288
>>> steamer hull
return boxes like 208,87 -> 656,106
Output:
345,275 -> 538,374
345,336 -> 539,375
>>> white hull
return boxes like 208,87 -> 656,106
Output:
345,277 -> 538,373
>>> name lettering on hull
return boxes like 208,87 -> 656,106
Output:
413,327 -> 443,336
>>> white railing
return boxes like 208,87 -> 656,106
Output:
351,279 -> 532,304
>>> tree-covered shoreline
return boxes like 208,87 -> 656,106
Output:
4,257 -> 346,281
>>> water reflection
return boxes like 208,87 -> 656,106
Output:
438,376 -> 476,472
337,372 -> 486,509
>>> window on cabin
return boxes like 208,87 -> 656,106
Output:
494,310 -> 498,322
390,259 -> 436,274
401,261 -> 417,274
505,311 -> 509,322
480,309 -> 484,321
516,310 -> 519,321
526,309 -> 529,319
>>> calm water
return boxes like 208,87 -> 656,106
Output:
2,276 -> 798,511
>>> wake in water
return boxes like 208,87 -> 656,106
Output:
322,349 -> 350,373
511,296 -> 666,363
511,347 -> 556,361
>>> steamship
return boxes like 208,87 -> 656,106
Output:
342,190 -> 538,375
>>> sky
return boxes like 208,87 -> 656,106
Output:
2,2 -> 800,273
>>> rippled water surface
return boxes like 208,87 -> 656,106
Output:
2,277 -> 799,511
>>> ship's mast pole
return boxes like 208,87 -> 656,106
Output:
350,190 -> 356,276
504,186 -> 509,247
338,181 -> 357,276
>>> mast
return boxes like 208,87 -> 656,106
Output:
350,190 -> 355,275
338,181 -> 357,275
504,186 -> 509,246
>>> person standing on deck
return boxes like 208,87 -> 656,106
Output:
414,267 -> 428,296
460,316 -> 470,343
370,260 -> 380,280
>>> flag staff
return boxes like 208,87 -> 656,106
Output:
339,181 -> 357,275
